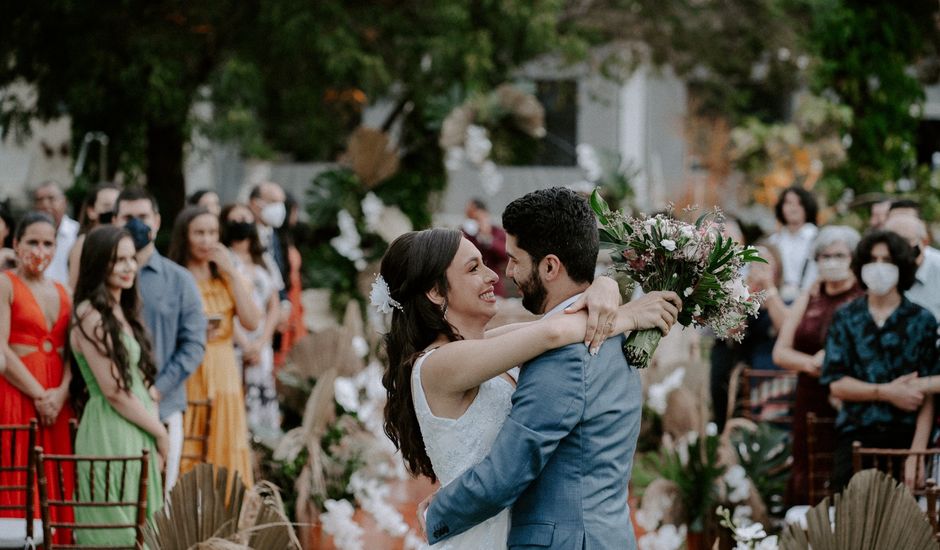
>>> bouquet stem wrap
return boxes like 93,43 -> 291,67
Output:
623,328 -> 662,369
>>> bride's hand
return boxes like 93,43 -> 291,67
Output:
565,275 -> 621,351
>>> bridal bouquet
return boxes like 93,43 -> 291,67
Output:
590,190 -> 765,368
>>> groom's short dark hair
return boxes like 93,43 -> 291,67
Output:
502,187 -> 598,284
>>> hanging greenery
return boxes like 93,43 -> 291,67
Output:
803,0 -> 937,198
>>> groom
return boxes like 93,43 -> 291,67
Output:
422,187 -> 680,549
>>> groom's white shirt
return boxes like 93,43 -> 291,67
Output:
541,293 -> 582,320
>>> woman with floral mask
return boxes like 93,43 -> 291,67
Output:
820,230 -> 939,492
773,225 -> 863,505
0,211 -> 76,543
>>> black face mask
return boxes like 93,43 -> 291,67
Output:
98,211 -> 114,224
226,220 -> 256,241
124,217 -> 152,251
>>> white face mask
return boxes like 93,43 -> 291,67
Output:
461,219 -> 479,237
861,262 -> 899,296
260,202 -> 286,228
817,258 -> 852,282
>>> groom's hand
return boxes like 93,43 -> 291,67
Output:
565,275 -> 621,351
627,291 -> 682,334
417,492 -> 434,541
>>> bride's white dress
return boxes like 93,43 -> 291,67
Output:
412,349 -> 514,549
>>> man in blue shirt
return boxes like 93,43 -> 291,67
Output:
115,187 -> 206,492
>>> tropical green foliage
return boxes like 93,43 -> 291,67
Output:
0,0 -> 576,223
801,0 -> 937,196
730,423 -> 790,516
640,432 -> 725,532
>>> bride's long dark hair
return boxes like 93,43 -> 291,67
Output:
381,228 -> 463,482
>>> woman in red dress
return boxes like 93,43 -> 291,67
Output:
0,211 -> 75,543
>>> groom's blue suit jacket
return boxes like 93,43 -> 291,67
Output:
425,333 -> 642,549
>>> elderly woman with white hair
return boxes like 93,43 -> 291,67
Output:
773,224 -> 864,505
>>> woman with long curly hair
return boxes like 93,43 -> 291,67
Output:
70,225 -> 165,544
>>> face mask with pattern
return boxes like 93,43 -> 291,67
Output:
19,247 -> 53,273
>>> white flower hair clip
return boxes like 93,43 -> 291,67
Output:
370,274 -> 403,314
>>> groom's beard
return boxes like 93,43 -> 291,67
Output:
517,271 -> 548,314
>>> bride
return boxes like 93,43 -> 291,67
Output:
378,228 -> 679,549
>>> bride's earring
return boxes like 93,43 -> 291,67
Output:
440,299 -> 448,317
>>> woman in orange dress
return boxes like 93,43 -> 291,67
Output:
0,211 -> 75,543
168,206 -> 260,486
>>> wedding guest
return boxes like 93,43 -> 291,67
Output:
462,198 -> 509,297
169,206 -> 260,486
220,203 -> 282,438
767,186 -> 819,303
729,242 -> 794,425
887,199 -> 921,221
0,212 -> 75,543
68,182 -> 120,289
115,187 -> 206,492
773,225 -> 863,505
0,202 -> 15,269
70,225 -> 164,544
187,189 -> 221,217
248,182 -> 291,363
273,193 -> 307,368
868,198 -> 892,230
821,230 -> 939,491
883,214 -> 940,320
32,181 -> 79,286
248,182 -> 289,300
741,242 -> 788,369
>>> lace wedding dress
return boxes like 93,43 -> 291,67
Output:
411,348 -> 514,549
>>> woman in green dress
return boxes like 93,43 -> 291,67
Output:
69,225 -> 166,544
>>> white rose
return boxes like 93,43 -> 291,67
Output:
661,239 -> 677,251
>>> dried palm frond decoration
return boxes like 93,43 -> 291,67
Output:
143,464 -> 300,550
283,325 -> 363,381
780,468 -> 937,550
275,368 -> 338,501
278,308 -> 365,418
339,127 -> 400,188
